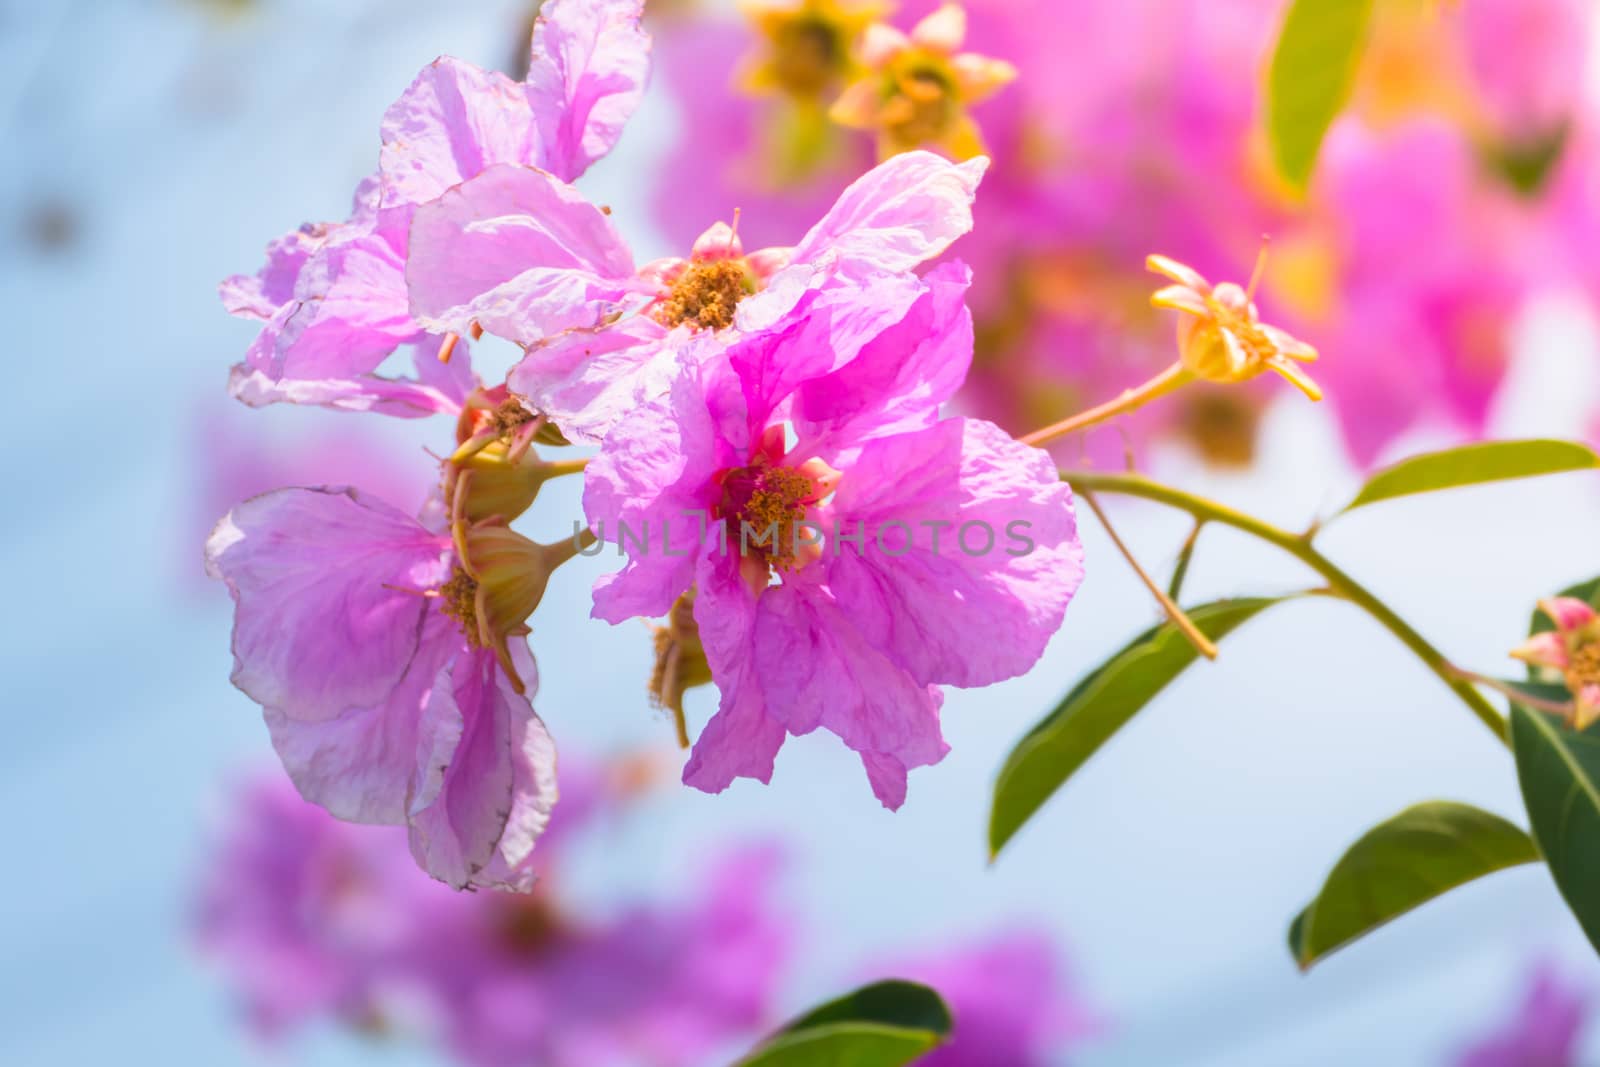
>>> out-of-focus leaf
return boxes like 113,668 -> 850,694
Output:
989,598 -> 1284,858
1266,0 -> 1375,190
1287,802 -> 1538,969
1511,704 -> 1600,954
1341,440 -> 1600,512
734,980 -> 951,1067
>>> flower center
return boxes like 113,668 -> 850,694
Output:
883,64 -> 958,149
492,892 -> 564,957
772,17 -> 845,96
1568,638 -> 1600,691
654,259 -> 756,331
437,566 -> 483,647
716,459 -> 818,571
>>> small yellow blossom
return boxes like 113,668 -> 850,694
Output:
829,3 -> 1016,161
1147,252 -> 1323,402
737,0 -> 889,100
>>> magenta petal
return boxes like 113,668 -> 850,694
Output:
508,315 -> 676,442
206,487 -> 453,723
586,368 -> 729,622
407,646 -> 557,890
406,163 -> 637,341
264,611 -> 460,824
379,57 -> 538,210
682,557 -> 787,794
1511,631 -> 1571,672
526,0 -> 652,183
825,418 -> 1083,688
220,223 -> 331,320
1542,596 -> 1598,634
791,151 -> 988,276
751,583 -> 947,810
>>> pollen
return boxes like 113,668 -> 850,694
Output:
654,259 -> 755,331
437,566 -> 483,647
718,461 -> 817,571
1570,640 -> 1600,689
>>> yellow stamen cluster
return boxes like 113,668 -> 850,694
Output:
739,0 -> 886,101
438,566 -> 483,648
741,466 -> 815,570
654,260 -> 756,331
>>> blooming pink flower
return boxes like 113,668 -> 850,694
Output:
1454,963 -> 1589,1067
870,932 -> 1103,1066
205,487 -> 560,889
406,148 -> 987,441
197,773 -> 791,1067
1511,596 -> 1600,730
583,264 -> 1083,808
220,0 -> 650,418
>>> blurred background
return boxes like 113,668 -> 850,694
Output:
5,0 -> 1600,1063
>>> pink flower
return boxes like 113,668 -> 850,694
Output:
870,932 -> 1103,1066
1511,596 -> 1600,730
583,265 -> 1083,808
220,0 -> 650,418
1454,963 -> 1589,1067
194,775 -> 424,1036
197,773 -> 791,1067
406,148 -> 987,441
1460,0 -> 1591,140
205,487 -> 563,889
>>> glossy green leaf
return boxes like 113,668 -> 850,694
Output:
1511,704 -> 1600,954
1266,0 -> 1374,190
1342,440 -> 1600,512
1287,802 -> 1538,970
734,980 -> 951,1067
989,598 -> 1284,858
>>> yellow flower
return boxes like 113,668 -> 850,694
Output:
829,3 -> 1015,161
737,0 -> 889,101
1147,252 -> 1323,402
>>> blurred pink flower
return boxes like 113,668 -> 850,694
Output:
1461,0 -> 1592,139
584,265 -> 1083,808
1512,596 -> 1600,729
872,931 -> 1102,1066
205,487 -> 559,889
1454,963 -> 1589,1067
197,773 -> 791,1067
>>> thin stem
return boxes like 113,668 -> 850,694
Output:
1022,364 -> 1194,448
1080,490 -> 1219,660
1066,471 -> 1510,745
1447,667 -> 1574,717
1168,520 -> 1205,602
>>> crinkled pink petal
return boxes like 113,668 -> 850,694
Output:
220,223 -> 332,320
823,417 -> 1083,688
379,57 -> 539,210
406,163 -> 638,341
526,0 -> 652,183
681,554 -> 787,795
206,487 -> 453,723
263,610 -> 460,825
507,313 -> 677,442
790,262 -> 975,457
790,151 -> 988,276
751,581 -> 948,809
586,367 -> 729,621
407,646 -> 558,891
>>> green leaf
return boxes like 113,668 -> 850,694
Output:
1266,0 -> 1375,190
989,598 -> 1284,858
1287,802 -> 1538,970
1511,704 -> 1600,955
1342,440 -> 1600,512
735,980 -> 952,1067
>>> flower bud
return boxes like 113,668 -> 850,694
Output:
649,591 -> 713,747
454,523 -> 583,693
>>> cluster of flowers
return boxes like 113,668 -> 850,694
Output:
653,0 -> 1599,467
197,767 -> 1098,1067
207,0 -> 1104,890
